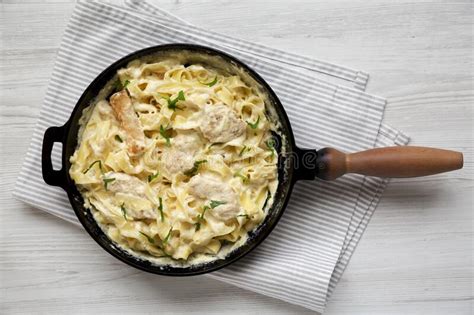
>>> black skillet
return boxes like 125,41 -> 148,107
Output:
42,44 -> 463,276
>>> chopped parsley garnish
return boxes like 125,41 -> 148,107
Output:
102,177 -> 115,190
163,227 -> 173,245
194,205 -> 210,231
139,231 -> 155,244
115,135 -> 123,143
237,214 -> 249,219
158,197 -> 164,222
194,200 -> 227,231
122,80 -> 130,89
159,125 -> 172,146
147,172 -> 159,183
199,76 -> 218,87
209,200 -> 226,209
114,79 -> 130,91
266,138 -> 276,158
234,170 -> 249,184
239,146 -> 248,157
83,160 -> 103,174
120,203 -> 128,221
247,115 -> 260,129
167,90 -> 185,110
113,79 -> 122,91
183,160 -> 207,177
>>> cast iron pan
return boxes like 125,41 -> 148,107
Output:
41,44 -> 463,276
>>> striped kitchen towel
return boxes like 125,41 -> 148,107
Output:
13,1 -> 409,313
124,0 -> 370,92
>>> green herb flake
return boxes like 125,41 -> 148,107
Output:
148,172 -> 159,183
246,115 -> 260,129
195,205 -> 210,231
266,138 -> 276,158
114,79 -> 130,91
209,200 -> 227,209
122,80 -> 130,89
139,231 -> 155,244
234,170 -> 249,184
163,227 -> 173,245
102,177 -> 116,191
113,79 -> 121,91
115,135 -> 123,143
167,90 -> 185,110
83,160 -> 103,174
194,201 -> 226,231
199,76 -> 218,87
120,203 -> 128,221
239,146 -> 248,157
183,160 -> 207,177
159,125 -> 172,146
158,197 -> 164,222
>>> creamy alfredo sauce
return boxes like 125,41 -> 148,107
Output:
69,55 -> 279,266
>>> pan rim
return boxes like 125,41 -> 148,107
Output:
61,43 -> 298,276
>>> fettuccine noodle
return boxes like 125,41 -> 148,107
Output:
69,57 -> 278,264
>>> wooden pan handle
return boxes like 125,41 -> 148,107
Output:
316,146 -> 463,180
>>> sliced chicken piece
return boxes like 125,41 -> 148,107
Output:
161,150 -> 195,177
127,208 -> 156,220
113,205 -> 156,220
173,132 -> 203,153
104,172 -> 155,219
161,132 -> 203,177
188,174 -> 240,220
109,90 -> 146,155
200,104 -> 246,143
105,172 -> 146,198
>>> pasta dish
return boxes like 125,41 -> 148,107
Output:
69,55 -> 278,265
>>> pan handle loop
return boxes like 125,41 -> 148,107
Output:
42,125 -> 68,189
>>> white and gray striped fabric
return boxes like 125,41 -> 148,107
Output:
13,1 -> 409,313
124,0 -> 370,92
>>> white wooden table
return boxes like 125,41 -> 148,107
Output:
1,1 -> 472,314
